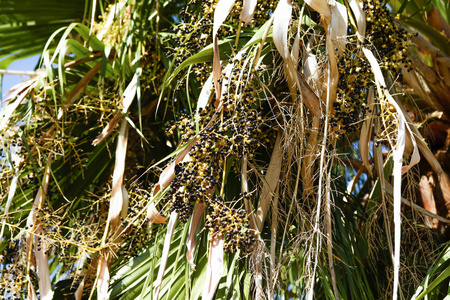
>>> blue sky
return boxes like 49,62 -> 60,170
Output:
2,54 -> 40,99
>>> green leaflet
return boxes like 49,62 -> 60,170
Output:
414,242 -> 450,300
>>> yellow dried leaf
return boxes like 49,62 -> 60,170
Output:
107,119 -> 129,232
359,87 -> 374,176
273,0 -> 323,117
363,46 -> 421,300
120,73 -> 138,113
147,203 -> 168,224
67,61 -> 102,103
121,186 -> 129,219
92,113 -> 122,146
5,75 -> 39,101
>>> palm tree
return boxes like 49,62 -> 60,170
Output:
1,0 -> 450,299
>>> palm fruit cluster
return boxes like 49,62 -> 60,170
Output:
331,0 -> 413,137
166,0 -> 274,84
332,50 -> 372,137
165,51 -> 273,253
205,195 -> 257,254
119,187 -> 154,258
364,0 -> 413,80
94,1 -> 130,47
0,240 -> 25,300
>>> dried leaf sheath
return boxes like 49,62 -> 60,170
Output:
202,233 -> 224,300
147,203 -> 168,224
153,211 -> 178,300
186,203 -> 206,269
106,119 -> 129,233
0,173 -> 18,241
273,0 -> 323,117
26,157 -> 53,300
240,0 -> 257,25
348,0 -> 366,38
272,0 -> 292,61
97,255 -> 110,300
359,87 -> 375,176
363,47 -> 421,300
93,74 -> 138,146
255,131 -> 283,231
330,2 -> 348,53
305,0 -> 330,18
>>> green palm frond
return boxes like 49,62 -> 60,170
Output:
0,0 -> 92,69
